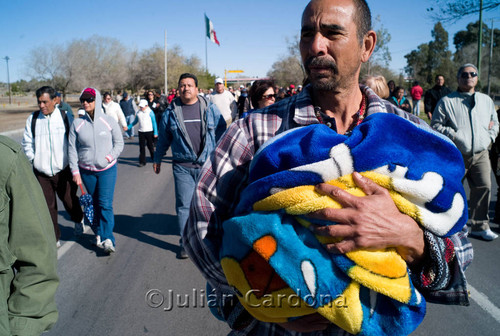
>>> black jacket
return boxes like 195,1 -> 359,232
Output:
424,85 -> 451,115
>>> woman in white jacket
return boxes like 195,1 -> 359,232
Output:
103,92 -> 128,132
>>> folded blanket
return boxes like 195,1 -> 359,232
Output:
220,113 -> 467,335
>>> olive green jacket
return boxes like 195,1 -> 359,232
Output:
0,135 -> 58,335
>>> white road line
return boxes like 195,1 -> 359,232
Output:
468,285 -> 500,324
57,226 -> 91,259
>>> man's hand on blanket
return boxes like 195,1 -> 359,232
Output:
277,313 -> 330,332
309,172 -> 426,266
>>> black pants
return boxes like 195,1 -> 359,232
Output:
34,166 -> 84,240
139,131 -> 155,164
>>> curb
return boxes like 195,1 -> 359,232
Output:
0,128 -> 24,137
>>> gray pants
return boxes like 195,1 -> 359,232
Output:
463,150 -> 492,231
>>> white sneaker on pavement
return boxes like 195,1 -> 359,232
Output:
469,229 -> 498,241
93,235 -> 103,248
103,239 -> 115,254
56,240 -> 61,248
74,219 -> 86,236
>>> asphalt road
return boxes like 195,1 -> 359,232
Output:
3,130 -> 500,336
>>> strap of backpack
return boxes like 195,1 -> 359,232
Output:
31,110 -> 40,138
31,109 -> 69,139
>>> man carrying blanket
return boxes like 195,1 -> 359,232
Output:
183,0 -> 473,335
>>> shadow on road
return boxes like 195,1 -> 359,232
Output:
59,211 -> 180,255
114,213 -> 180,253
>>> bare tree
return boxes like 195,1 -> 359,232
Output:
427,0 -> 500,23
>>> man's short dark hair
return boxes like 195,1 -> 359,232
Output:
435,74 -> 444,80
36,86 -> 57,99
178,73 -> 198,87
352,0 -> 371,43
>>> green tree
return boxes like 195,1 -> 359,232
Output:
405,23 -> 455,89
453,21 -> 500,93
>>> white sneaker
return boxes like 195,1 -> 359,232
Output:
93,235 -> 103,248
469,229 -> 498,241
74,219 -> 86,236
103,239 -> 115,254
56,240 -> 61,248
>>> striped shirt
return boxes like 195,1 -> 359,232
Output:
183,84 -> 473,335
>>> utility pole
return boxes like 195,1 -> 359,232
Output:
477,0 -> 483,77
487,19 -> 494,96
4,56 -> 11,104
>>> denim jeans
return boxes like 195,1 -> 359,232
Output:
412,99 -> 421,116
81,164 -> 118,245
172,163 -> 201,242
125,115 -> 135,138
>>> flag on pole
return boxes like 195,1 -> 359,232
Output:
205,14 -> 220,46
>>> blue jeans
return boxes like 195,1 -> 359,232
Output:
125,115 -> 135,138
172,163 -> 201,242
412,99 -> 420,116
81,164 -> 118,245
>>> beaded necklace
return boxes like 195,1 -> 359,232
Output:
314,92 -> 367,134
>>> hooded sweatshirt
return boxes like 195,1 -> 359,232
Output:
68,88 -> 124,174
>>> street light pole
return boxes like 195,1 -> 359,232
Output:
4,56 -> 11,104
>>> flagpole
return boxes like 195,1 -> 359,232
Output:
205,13 -> 208,72
165,29 -> 168,96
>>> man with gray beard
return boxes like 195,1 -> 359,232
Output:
184,0 -> 472,334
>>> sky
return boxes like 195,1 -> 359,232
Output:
0,0 -> 498,84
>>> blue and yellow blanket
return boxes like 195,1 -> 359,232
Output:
220,113 -> 467,335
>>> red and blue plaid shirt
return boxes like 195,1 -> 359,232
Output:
184,84 -> 473,335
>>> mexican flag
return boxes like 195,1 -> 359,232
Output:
205,14 -> 220,46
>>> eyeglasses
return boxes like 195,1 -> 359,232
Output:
460,72 -> 478,79
80,97 -> 95,103
262,94 -> 276,100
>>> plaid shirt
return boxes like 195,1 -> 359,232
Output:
184,85 -> 473,335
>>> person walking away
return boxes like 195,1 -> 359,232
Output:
120,92 -> 138,139
424,75 -> 451,120
410,81 -> 423,116
0,135 -> 59,336
128,99 -> 158,166
432,63 -> 499,241
183,0 -> 473,334
153,73 -> 226,259
69,87 -> 124,254
22,86 -> 84,247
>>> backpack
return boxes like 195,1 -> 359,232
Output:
31,109 -> 70,139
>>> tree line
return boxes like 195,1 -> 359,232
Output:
20,35 -> 215,98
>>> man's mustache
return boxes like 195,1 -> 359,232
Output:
304,57 -> 338,73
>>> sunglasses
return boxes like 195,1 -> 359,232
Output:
460,71 -> 478,79
262,94 -> 276,100
80,97 -> 95,103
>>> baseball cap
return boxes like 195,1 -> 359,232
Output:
290,84 -> 295,89
215,78 -> 224,84
138,99 -> 148,108
239,85 -> 244,89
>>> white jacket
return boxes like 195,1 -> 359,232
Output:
22,107 -> 73,176
103,101 -> 127,128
